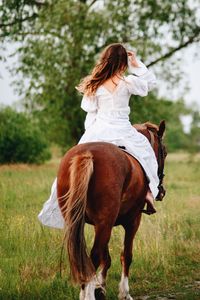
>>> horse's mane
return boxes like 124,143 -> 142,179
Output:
133,122 -> 158,133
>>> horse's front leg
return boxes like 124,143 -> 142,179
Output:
118,214 -> 142,300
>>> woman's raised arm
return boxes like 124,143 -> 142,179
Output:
125,53 -> 157,96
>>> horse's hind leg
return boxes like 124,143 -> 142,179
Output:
94,244 -> 111,300
118,215 -> 142,300
84,224 -> 112,300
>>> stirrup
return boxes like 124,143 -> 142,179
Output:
141,208 -> 156,215
141,203 -> 156,215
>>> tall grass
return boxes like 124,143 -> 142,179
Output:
0,154 -> 199,299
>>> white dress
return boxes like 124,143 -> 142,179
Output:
38,59 -> 159,229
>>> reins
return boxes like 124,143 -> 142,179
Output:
148,129 -> 165,197
157,136 -> 165,184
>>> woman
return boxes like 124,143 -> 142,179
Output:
38,43 -> 159,229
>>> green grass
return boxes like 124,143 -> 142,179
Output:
0,154 -> 200,299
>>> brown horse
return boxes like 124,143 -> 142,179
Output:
57,121 -> 166,300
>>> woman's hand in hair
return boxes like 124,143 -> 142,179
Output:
127,51 -> 139,68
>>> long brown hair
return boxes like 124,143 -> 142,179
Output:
76,43 -> 128,96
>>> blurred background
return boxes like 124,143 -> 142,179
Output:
0,0 -> 200,162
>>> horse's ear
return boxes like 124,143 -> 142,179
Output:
158,120 -> 165,137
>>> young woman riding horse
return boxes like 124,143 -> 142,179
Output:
58,122 -> 166,300
38,43 -> 167,299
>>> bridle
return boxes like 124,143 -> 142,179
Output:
157,134 -> 165,186
148,129 -> 166,200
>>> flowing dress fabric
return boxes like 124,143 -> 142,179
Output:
38,178 -> 65,228
38,60 -> 159,229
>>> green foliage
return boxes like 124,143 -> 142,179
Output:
1,0 -> 199,149
0,0 -> 199,151
0,107 -> 51,164
130,94 -> 194,152
187,110 -> 200,153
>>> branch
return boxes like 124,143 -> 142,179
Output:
147,31 -> 200,67
79,0 -> 98,9
88,0 -> 98,8
0,13 -> 38,29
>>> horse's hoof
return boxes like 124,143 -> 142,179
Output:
95,287 -> 106,300
118,293 -> 133,300
141,208 -> 156,215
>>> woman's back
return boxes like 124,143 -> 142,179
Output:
81,64 -> 156,122
102,75 -> 122,94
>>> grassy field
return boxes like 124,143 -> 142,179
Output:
0,153 -> 200,300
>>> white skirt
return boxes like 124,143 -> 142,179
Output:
38,116 -> 159,229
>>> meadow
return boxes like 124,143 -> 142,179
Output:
0,153 -> 200,300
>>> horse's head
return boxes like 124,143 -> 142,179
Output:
134,120 -> 167,201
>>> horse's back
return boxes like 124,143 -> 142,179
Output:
57,142 -> 147,226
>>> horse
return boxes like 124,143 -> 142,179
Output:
57,120 -> 167,300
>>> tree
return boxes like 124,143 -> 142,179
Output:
130,94 -> 193,152
187,110 -> 200,153
0,107 -> 51,164
0,0 -> 199,147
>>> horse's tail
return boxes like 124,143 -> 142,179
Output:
61,151 -> 95,285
